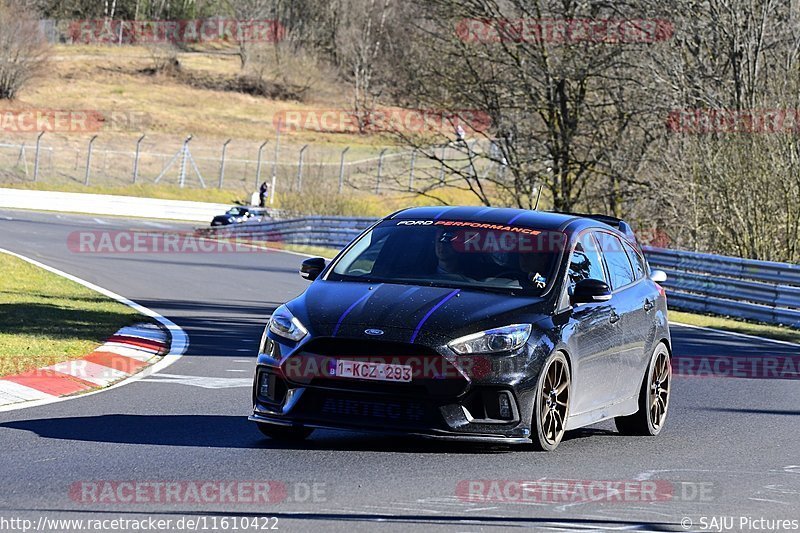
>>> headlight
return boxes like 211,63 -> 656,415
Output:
268,304 -> 308,342
448,324 -> 531,354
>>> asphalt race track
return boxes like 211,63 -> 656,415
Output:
0,208 -> 798,532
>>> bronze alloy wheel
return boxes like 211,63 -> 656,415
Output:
533,352 -> 571,451
615,343 -> 671,436
649,348 -> 671,430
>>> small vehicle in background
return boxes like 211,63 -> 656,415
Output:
210,206 -> 270,227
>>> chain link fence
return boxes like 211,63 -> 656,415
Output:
0,132 -> 503,200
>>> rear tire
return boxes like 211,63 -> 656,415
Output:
530,351 -> 571,451
615,343 -> 671,436
256,424 -> 314,442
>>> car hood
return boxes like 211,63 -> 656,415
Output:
288,280 -> 550,345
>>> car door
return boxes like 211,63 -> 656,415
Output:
562,232 -> 622,417
623,240 -> 662,390
595,232 -> 646,402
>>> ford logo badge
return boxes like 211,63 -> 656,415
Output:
364,328 -> 384,336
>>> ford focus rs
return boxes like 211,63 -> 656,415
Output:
250,207 -> 671,450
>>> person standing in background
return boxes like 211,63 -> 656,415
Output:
259,181 -> 269,207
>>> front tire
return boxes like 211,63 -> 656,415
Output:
615,343 -> 671,436
531,351 -> 571,451
256,423 -> 314,442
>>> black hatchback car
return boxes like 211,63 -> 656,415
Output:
250,207 -> 671,450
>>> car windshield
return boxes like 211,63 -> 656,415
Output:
328,220 -> 565,295
227,207 -> 247,216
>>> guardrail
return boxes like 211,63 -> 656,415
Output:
644,247 -> 800,328
198,216 -> 375,248
200,216 -> 800,329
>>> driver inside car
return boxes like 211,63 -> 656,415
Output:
434,229 -> 475,282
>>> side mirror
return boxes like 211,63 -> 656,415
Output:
570,278 -> 612,305
300,257 -> 326,281
650,269 -> 667,283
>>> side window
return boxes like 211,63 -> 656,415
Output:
596,232 -> 636,289
623,241 -> 647,280
335,230 -> 389,276
566,233 -> 607,293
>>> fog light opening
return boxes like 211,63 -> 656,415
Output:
499,393 -> 512,419
259,372 -> 271,398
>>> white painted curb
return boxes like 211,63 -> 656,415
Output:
0,248 -> 189,413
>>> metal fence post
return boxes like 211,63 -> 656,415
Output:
338,147 -> 350,193
133,134 -> 145,184
179,134 -> 192,188
85,135 -> 98,186
255,140 -> 268,190
409,149 -> 417,191
297,144 -> 308,191
16,143 -> 28,177
270,125 -> 281,205
219,139 -> 231,189
33,131 -> 44,182
375,148 -> 387,194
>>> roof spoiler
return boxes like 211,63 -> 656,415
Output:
560,212 -> 638,242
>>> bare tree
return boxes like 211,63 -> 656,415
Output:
225,0 -> 275,69
652,0 -> 800,260
0,0 -> 49,99
390,0 -> 668,212
335,0 -> 393,133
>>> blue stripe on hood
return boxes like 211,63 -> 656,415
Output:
332,285 -> 382,336
410,289 -> 460,342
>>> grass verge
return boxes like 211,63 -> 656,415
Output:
670,310 -> 800,344
0,252 -> 147,377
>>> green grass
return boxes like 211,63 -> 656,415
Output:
670,310 -> 800,344
0,252 -> 148,377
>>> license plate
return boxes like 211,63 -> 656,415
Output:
332,360 -> 412,383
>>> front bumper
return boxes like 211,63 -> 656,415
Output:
250,334 -> 550,442
248,412 -> 531,444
